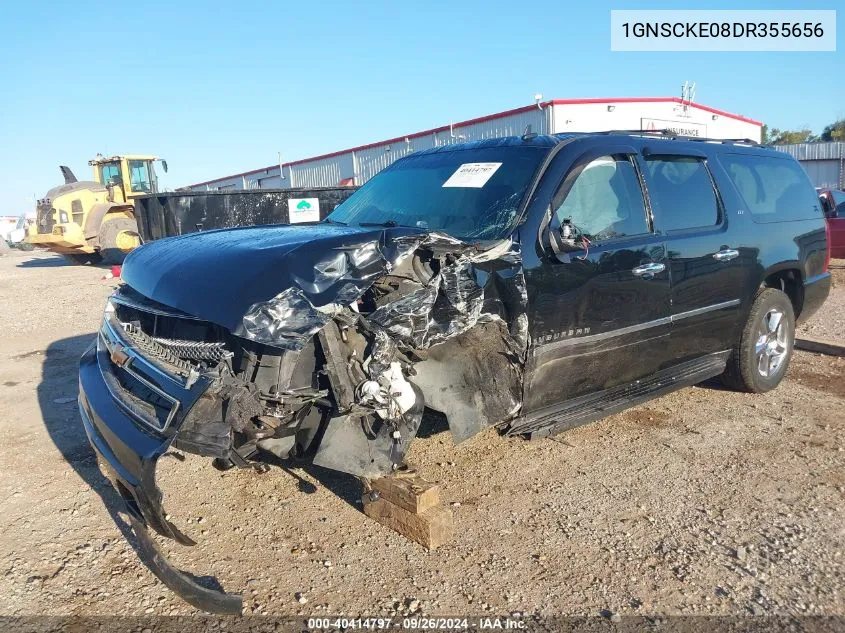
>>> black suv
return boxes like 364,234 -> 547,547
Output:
78,132 -> 831,611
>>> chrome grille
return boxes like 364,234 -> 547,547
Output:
149,336 -> 231,362
121,323 -> 196,375
110,286 -> 229,368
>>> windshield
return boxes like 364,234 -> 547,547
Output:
128,160 -> 153,193
326,145 -> 548,241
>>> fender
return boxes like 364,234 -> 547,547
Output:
83,202 -> 135,240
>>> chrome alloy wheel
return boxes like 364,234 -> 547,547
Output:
755,308 -> 789,378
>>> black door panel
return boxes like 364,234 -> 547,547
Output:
641,155 -> 747,359
524,236 -> 670,412
523,149 -> 671,414
666,234 -> 753,359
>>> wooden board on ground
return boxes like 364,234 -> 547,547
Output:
368,472 -> 440,514
362,471 -> 453,548
363,497 -> 453,549
796,336 -> 845,357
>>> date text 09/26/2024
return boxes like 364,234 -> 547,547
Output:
307,617 -> 527,630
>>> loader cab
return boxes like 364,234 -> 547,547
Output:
91,155 -> 164,203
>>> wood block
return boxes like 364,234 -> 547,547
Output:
363,497 -> 453,549
368,473 -> 440,514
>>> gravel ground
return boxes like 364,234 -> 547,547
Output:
0,250 -> 842,621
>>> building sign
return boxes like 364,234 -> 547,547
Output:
287,198 -> 320,223
641,118 -> 707,138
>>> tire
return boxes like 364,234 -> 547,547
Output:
98,216 -> 139,265
721,288 -> 795,393
62,252 -> 103,265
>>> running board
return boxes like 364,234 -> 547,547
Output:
506,351 -> 730,439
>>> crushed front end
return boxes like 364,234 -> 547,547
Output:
78,137 -> 553,612
78,228 -> 530,613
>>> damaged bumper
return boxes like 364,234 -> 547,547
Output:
78,225 -> 531,613
79,325 -> 243,613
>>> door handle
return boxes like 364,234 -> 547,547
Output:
713,248 -> 739,262
632,262 -> 666,277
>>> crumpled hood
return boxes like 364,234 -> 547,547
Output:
121,223 -> 429,332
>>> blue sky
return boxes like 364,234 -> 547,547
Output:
0,0 -> 841,212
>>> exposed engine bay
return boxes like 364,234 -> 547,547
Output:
111,230 -> 529,479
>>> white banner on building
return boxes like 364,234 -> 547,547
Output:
287,198 -> 320,223
641,118 -> 707,138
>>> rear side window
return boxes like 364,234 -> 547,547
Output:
721,154 -> 822,223
553,155 -> 649,241
644,157 -> 720,231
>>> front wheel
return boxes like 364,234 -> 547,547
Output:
721,288 -> 795,393
98,216 -> 140,265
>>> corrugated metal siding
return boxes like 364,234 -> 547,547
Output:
290,153 -> 354,188
779,142 -> 845,161
433,107 -> 549,147
800,161 -> 843,189
355,135 -> 436,183
257,175 -> 282,189
355,108 -> 549,183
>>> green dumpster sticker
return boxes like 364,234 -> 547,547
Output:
288,198 -> 320,223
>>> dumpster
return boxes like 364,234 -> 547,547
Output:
133,187 -> 357,242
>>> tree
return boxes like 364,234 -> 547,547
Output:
820,119 -> 845,142
767,128 -> 816,145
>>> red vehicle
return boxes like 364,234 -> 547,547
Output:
818,188 -> 845,259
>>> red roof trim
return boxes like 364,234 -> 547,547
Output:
187,97 -> 761,187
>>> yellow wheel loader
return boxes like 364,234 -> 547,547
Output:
26,154 -> 167,264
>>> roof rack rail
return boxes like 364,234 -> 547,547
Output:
590,129 -> 760,146
672,135 -> 760,146
594,129 -> 675,136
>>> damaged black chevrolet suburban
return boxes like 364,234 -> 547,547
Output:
78,132 -> 831,612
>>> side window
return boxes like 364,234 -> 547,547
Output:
553,155 -> 649,242
645,157 -> 720,231
720,153 -> 822,223
99,163 -> 122,186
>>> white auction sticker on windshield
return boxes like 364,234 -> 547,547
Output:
442,162 -> 502,188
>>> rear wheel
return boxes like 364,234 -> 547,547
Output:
98,216 -> 139,265
721,288 -> 795,393
63,252 -> 103,265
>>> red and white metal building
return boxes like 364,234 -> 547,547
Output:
187,97 -> 762,192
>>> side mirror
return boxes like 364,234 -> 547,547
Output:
160,159 -> 168,173
546,217 -> 586,257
